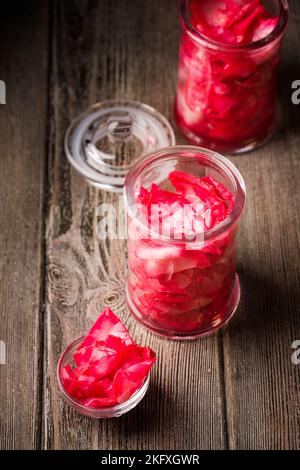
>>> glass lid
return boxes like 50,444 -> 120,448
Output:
65,100 -> 176,192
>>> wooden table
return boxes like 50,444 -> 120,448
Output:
0,0 -> 299,450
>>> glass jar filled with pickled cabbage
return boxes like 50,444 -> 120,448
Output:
174,0 -> 288,153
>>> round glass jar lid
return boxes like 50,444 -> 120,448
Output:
65,100 -> 176,192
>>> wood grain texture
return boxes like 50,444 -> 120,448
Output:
222,2 -> 300,449
43,0 -> 226,450
0,0 -> 299,451
0,1 -> 49,450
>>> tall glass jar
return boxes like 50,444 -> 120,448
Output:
124,146 -> 246,339
174,0 -> 289,154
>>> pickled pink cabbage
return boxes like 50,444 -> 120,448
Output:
127,172 -> 238,334
175,0 -> 281,151
61,307 -> 156,407
189,0 -> 278,45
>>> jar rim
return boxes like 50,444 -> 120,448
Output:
179,0 -> 289,52
123,145 -> 246,245
57,335 -> 150,418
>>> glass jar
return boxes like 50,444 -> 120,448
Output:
174,0 -> 289,154
57,336 -> 150,418
124,146 -> 246,339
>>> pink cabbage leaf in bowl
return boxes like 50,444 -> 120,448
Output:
61,307 -> 156,408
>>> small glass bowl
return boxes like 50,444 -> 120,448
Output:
57,336 -> 150,418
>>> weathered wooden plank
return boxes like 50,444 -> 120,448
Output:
0,1 -> 49,450
222,0 -> 300,450
43,0 -> 226,450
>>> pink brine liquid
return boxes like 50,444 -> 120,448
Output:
175,0 -> 288,153
126,165 -> 244,338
